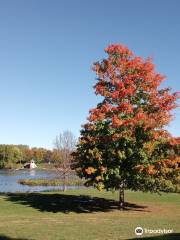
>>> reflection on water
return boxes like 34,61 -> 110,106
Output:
0,169 -> 78,193
29,169 -> 36,177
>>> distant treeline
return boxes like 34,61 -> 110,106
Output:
0,144 -> 60,169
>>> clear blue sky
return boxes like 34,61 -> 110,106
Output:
0,0 -> 179,149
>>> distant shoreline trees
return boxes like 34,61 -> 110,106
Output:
0,131 -> 76,172
0,144 -> 51,169
0,145 -> 22,169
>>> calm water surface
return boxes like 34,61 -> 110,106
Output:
0,169 -> 77,193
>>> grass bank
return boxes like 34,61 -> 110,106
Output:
18,178 -> 84,186
0,189 -> 179,240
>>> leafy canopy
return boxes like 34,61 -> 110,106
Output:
73,44 -> 180,193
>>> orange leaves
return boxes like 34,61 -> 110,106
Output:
88,103 -> 112,122
135,157 -> 180,177
169,137 -> 179,146
100,103 -> 111,113
143,58 -> 154,73
85,166 -> 107,175
85,167 -> 96,175
112,115 -> 124,127
111,133 -> 121,141
88,108 -> 105,122
95,84 -> 105,95
94,82 -> 107,96
104,44 -> 133,57
135,165 -> 157,175
174,137 -> 180,145
99,166 -> 107,173
111,86 -> 135,100
88,114 -> 98,122
134,165 -> 144,173
135,110 -> 145,121
116,81 -> 124,89
148,89 -> 179,123
151,111 -> 171,127
118,102 -> 133,114
87,43 -> 179,153
111,90 -> 119,99
135,165 -> 156,175
145,166 -> 157,175
95,176 -> 102,181
110,79 -> 135,100
91,44 -> 179,132
83,123 -> 96,131
153,158 -> 180,176
92,62 -> 100,74
158,92 -> 178,111
143,142 -> 155,154
154,73 -> 165,85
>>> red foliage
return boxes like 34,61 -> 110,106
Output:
112,115 -> 124,127
75,44 -> 179,193
89,44 -> 179,135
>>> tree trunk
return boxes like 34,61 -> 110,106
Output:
63,171 -> 67,191
119,181 -> 125,210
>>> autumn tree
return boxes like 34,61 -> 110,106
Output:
22,147 -> 34,163
54,130 -> 76,191
73,44 -> 180,209
31,147 -> 47,163
43,150 -> 53,164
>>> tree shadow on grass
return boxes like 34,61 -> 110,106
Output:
129,233 -> 180,240
1,192 -> 149,213
0,233 -> 179,240
0,235 -> 33,240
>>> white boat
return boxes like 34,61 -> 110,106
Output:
24,159 -> 37,169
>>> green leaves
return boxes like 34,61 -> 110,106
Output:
117,150 -> 126,161
73,44 -> 180,194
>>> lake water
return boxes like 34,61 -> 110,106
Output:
0,169 -> 78,193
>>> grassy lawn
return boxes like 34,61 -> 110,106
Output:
0,189 -> 179,240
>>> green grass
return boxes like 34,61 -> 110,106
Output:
0,189 -> 179,240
